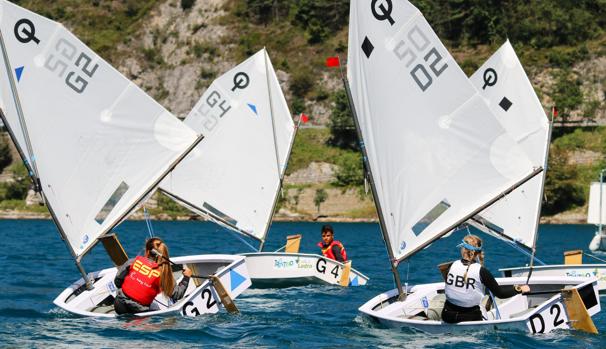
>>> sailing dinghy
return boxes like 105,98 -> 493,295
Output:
0,0 -> 251,317
159,49 -> 368,288
348,0 -> 600,333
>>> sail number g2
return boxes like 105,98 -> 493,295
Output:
391,25 -> 448,92
44,38 -> 99,94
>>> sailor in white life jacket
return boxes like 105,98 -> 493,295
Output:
442,234 -> 530,323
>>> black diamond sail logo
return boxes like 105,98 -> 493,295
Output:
362,37 -> 374,58
499,97 -> 513,112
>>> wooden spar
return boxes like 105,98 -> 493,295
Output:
78,134 -> 206,260
159,188 -> 261,243
340,66 -> 405,299
396,166 -> 544,265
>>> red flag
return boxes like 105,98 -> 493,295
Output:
552,106 -> 558,118
325,56 -> 340,68
301,113 -> 309,123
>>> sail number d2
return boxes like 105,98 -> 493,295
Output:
44,38 -> 99,94
528,303 -> 567,334
392,25 -> 448,92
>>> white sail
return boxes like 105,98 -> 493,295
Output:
347,0 -> 536,262
469,41 -> 550,249
0,0 -> 199,257
588,182 -> 606,225
160,49 -> 295,241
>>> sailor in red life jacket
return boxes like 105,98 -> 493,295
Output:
113,237 -> 192,315
317,224 -> 347,262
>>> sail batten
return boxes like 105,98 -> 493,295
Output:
347,0 -> 536,262
160,49 -> 295,242
0,0 -> 199,258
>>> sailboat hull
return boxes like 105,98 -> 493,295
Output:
241,252 -> 369,288
53,254 -> 251,318
358,277 -> 600,334
500,265 -> 606,294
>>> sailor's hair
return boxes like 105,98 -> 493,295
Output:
321,224 -> 334,234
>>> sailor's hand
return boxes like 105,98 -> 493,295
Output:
182,267 -> 192,277
520,285 -> 530,294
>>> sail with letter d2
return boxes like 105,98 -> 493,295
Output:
347,0 -> 536,262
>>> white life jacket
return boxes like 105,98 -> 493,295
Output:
444,260 -> 485,308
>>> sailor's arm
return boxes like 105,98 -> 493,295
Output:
114,259 -> 135,288
479,267 -> 523,298
332,245 -> 345,262
171,268 -> 192,301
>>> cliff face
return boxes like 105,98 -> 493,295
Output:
0,0 -> 603,222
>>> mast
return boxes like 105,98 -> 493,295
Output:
0,30 -> 40,190
340,62 -> 405,299
599,168 -> 605,239
258,49 -> 297,252
525,109 -> 554,282
396,167 -> 544,264
259,117 -> 299,252
0,28 -> 94,286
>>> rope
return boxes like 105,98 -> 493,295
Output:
143,206 -> 155,238
405,259 -> 410,295
504,239 -> 546,266
223,226 -> 257,252
585,252 -> 606,263
488,289 -> 501,320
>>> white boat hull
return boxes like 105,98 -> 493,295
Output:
501,264 -> 606,294
241,252 -> 369,288
358,276 -> 600,334
53,254 -> 251,318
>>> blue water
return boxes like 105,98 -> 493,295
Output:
1,220 -> 605,348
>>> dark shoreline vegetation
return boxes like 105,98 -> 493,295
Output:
2,0 -> 605,220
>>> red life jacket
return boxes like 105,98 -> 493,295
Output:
317,240 -> 347,261
121,256 -> 162,306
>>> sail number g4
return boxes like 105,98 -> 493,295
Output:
44,38 -> 99,94
391,25 -> 448,92
190,90 -> 232,134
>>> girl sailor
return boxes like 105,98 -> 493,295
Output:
442,234 -> 530,323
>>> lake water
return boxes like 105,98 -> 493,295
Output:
1,220 -> 604,348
